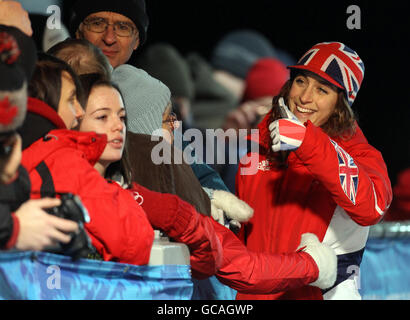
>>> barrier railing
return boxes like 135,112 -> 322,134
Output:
360,221 -> 410,300
368,220 -> 410,238
0,231 -> 192,300
2,223 -> 409,300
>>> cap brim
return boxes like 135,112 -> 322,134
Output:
287,65 -> 345,91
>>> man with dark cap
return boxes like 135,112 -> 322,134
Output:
69,0 -> 149,68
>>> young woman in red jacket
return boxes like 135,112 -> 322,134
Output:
21,54 -> 155,266
77,67 -> 338,294
236,42 -> 393,299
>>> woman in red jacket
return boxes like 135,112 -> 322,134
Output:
21,54 -> 155,266
236,42 -> 393,299
77,69 -> 338,294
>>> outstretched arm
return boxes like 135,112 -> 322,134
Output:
213,221 -> 336,294
131,183 -> 337,293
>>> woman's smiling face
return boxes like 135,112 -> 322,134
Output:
288,72 -> 338,127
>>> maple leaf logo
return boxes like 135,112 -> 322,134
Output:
0,97 -> 18,125
0,32 -> 20,65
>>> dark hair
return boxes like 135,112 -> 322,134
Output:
266,71 -> 357,166
28,53 -> 84,111
78,73 -> 120,108
47,38 -> 112,80
78,73 -> 131,185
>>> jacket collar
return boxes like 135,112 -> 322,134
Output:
22,129 -> 107,170
27,97 -> 67,129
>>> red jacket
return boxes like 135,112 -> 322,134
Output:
131,183 -> 319,293
21,128 -> 154,265
236,114 -> 392,299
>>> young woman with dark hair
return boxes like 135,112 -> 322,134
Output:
20,56 -> 156,267
19,53 -> 85,149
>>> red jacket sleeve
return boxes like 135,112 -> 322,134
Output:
294,121 -> 392,226
212,220 -> 319,294
131,183 -> 320,293
130,183 -> 222,279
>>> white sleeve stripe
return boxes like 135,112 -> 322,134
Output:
372,183 -> 385,215
281,136 -> 302,146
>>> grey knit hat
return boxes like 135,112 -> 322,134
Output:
111,64 -> 171,136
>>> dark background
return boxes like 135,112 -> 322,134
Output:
60,0 -> 410,184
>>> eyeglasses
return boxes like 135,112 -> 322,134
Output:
162,112 -> 180,131
82,17 -> 137,37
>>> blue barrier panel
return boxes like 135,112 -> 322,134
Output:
192,276 -> 237,300
360,238 -> 410,300
0,251 -> 193,300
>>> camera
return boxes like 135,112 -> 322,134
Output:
46,193 -> 94,260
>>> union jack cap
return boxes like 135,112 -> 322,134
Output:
288,42 -> 365,106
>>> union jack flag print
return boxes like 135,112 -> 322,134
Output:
330,140 -> 359,205
290,42 -> 365,106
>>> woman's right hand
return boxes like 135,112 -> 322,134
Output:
14,198 -> 79,251
269,97 -> 306,152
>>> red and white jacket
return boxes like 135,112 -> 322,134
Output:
236,113 -> 392,300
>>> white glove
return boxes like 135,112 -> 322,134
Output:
269,97 -> 306,153
211,189 -> 254,222
297,233 -> 337,290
